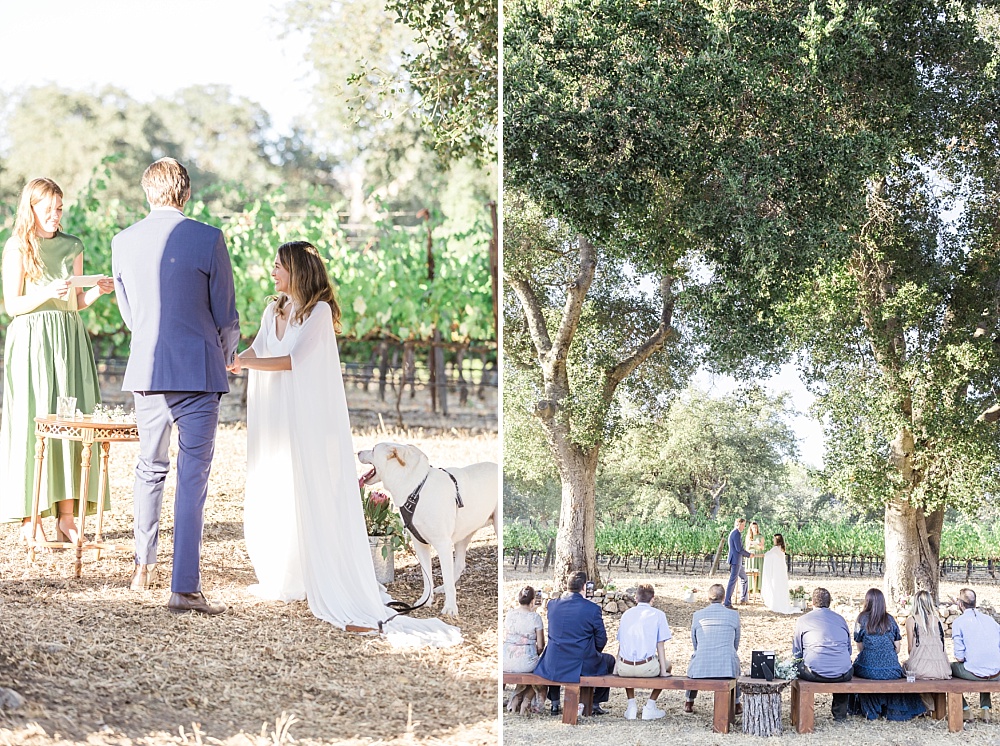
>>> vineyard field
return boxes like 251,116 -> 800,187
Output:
504,518 -> 1000,581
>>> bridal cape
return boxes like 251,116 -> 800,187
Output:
243,301 -> 461,648
761,546 -> 800,615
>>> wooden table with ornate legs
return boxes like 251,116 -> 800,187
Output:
28,415 -> 139,576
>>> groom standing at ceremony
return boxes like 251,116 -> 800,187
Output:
112,157 -> 240,615
724,517 -> 752,608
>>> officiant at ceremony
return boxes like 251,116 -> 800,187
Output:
0,177 -> 115,546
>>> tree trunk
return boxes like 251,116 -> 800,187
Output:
884,497 -> 943,604
884,426 -> 942,603
553,445 -> 601,587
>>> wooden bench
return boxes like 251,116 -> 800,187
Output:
790,677 -> 1000,733
502,672 -> 737,731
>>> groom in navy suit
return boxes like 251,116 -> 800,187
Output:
112,157 -> 240,615
724,517 -> 752,608
533,571 -> 616,716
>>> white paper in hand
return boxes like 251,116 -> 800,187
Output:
67,275 -> 106,287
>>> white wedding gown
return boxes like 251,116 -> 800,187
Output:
243,300 -> 461,648
761,546 -> 799,614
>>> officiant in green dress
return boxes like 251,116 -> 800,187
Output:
0,178 -> 114,547
744,520 -> 765,597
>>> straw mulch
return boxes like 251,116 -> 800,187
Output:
0,425 -> 498,746
503,571 -> 1000,746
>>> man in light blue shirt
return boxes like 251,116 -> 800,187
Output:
616,584 -> 673,720
951,587 -> 1000,712
791,587 -> 853,721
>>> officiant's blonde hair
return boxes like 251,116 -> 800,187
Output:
13,177 -> 62,282
274,241 -> 342,332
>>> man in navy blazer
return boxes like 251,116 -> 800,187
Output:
112,158 -> 240,615
724,517 -> 752,608
533,571 -> 616,716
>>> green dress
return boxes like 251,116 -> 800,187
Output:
745,532 -> 765,594
0,233 -> 109,522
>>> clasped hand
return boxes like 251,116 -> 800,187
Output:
47,278 -> 71,300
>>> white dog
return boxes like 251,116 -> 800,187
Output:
358,443 -> 497,616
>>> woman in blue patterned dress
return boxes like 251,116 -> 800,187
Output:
849,587 -> 927,721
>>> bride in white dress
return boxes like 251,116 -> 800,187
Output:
761,533 -> 799,615
236,241 -> 460,648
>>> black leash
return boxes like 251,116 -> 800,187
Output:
384,467 -> 464,616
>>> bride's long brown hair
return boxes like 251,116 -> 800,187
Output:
273,241 -> 342,332
13,178 -> 63,282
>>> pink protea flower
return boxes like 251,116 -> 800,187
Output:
369,491 -> 390,505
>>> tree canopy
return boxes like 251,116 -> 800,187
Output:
503,0 -> 877,581
505,0 -> 1000,592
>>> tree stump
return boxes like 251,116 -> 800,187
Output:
737,677 -> 791,737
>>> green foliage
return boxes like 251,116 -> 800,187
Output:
503,0 -> 889,480
507,381 -> 805,525
599,386 -> 798,521
0,85 -> 174,206
282,0 -> 497,216
595,518 -> 724,558
361,484 -> 409,555
147,85 -> 289,197
385,0 -> 498,162
503,190 -> 693,450
502,362 -> 563,520
0,84 -> 319,211
0,174 -> 495,353
504,521 -> 556,553
504,516 -> 1000,561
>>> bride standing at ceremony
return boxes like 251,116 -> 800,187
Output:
236,241 -> 460,647
761,533 -> 799,614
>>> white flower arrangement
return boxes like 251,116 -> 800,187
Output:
774,657 -> 802,680
91,404 -> 137,424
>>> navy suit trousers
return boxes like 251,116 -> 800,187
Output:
725,561 -> 748,605
133,391 -> 221,593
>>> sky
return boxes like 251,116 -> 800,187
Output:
698,364 -> 825,469
0,0 -> 314,136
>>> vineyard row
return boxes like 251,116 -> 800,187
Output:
504,518 -> 1000,563
506,547 -> 1000,584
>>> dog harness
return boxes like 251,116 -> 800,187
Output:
400,468 -> 464,545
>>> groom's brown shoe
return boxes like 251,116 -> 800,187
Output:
167,592 -> 227,615
129,563 -> 158,591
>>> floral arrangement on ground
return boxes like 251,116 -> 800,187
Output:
360,480 -> 408,557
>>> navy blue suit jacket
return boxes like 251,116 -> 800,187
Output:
533,592 -> 608,683
112,209 -> 240,393
727,528 -> 751,566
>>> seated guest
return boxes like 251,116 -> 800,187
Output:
792,587 -> 853,721
503,586 -> 547,714
849,588 -> 926,721
683,583 -> 742,715
533,571 -> 616,716
950,587 -> 1000,716
904,589 -> 952,712
616,583 -> 673,720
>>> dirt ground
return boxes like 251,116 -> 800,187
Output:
0,425 -> 499,746
503,571 -> 1000,745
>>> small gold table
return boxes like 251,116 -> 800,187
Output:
29,414 -> 139,576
